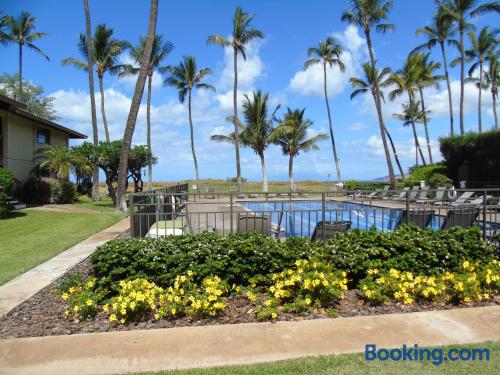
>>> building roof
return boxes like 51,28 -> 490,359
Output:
0,93 -> 87,139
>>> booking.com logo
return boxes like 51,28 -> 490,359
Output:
365,344 -> 491,366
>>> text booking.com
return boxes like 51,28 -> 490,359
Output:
365,344 -> 490,366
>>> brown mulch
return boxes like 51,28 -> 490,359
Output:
1,259 -> 498,340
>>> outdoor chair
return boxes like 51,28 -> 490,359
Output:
451,195 -> 491,207
393,186 -> 419,202
440,207 -> 480,230
396,209 -> 433,229
416,186 -> 446,204
248,193 -> 259,198
237,193 -> 246,199
310,220 -> 352,242
237,213 -> 272,235
267,193 -> 277,198
435,191 -> 474,206
386,186 -> 410,201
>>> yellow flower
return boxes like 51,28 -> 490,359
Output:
154,313 -> 160,320
61,292 -> 69,301
85,299 -> 93,306
271,312 -> 278,319
109,314 -> 117,321
264,299 -> 273,307
120,308 -> 127,315
305,298 -> 311,305
64,310 -> 70,316
120,318 -> 126,324
73,305 -> 79,312
171,308 -> 176,315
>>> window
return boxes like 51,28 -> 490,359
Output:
36,128 -> 50,145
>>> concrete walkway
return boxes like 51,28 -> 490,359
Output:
0,218 -> 129,318
0,305 -> 498,374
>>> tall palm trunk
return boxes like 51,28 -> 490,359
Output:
478,61 -> 483,132
18,43 -> 23,100
492,88 -> 498,129
323,63 -> 342,183
288,155 -> 295,192
419,88 -> 433,163
116,0 -> 158,212
459,25 -> 465,135
98,75 -> 110,142
365,30 -> 396,187
233,46 -> 242,192
146,74 -> 153,190
411,122 -> 427,166
440,42 -> 454,136
83,0 -> 99,201
384,127 -> 405,180
259,153 -> 268,193
188,88 -> 200,189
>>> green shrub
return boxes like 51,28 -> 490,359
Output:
0,191 -> 11,219
0,168 -> 14,193
406,163 -> 450,187
440,129 -> 500,186
91,227 -> 497,291
22,177 -> 75,204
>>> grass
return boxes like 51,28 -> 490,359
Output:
142,342 -> 499,374
0,196 -> 124,285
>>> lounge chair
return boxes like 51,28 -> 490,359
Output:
355,191 -> 378,200
440,207 -> 480,230
451,195 -> 491,207
386,186 -> 410,201
237,213 -> 272,235
310,220 -> 351,242
267,193 -> 277,198
248,193 -> 258,198
435,191 -> 474,206
237,193 -> 246,199
394,186 -> 419,201
396,209 -> 433,229
417,186 -> 446,204
379,185 -> 390,199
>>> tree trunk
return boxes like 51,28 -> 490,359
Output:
18,43 -> 22,101
233,46 -> 242,192
419,87 -> 433,164
493,88 -> 498,129
411,122 -> 427,166
288,155 -> 295,192
459,25 -> 465,135
188,88 -> 200,190
478,61 -> 483,132
83,0 -> 100,201
440,42 -> 454,136
115,0 -> 158,212
259,153 -> 268,193
98,75 -> 110,142
147,74 -> 153,191
384,126 -> 405,180
365,30 -> 396,187
323,62 -> 342,183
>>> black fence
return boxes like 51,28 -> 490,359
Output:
128,187 -> 500,244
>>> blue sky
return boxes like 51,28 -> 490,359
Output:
1,0 -> 498,182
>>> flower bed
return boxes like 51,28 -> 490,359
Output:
0,225 -> 499,338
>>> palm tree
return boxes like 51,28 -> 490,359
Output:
120,35 -> 173,190
4,11 -> 49,100
387,53 -> 427,166
165,56 -> 215,190
350,63 -> 406,180
303,37 -> 345,183
207,7 -> 263,192
62,24 -> 127,142
484,52 -> 499,128
439,0 -> 500,135
116,0 -> 158,212
83,0 -> 99,201
211,91 -> 279,192
36,145 -> 75,179
341,0 -> 396,186
0,12 -> 8,45
414,6 -> 459,136
275,108 -> 327,192
393,101 -> 428,166
415,53 -> 443,164
463,26 -> 497,132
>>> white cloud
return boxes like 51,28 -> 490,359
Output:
288,25 -> 366,97
347,121 -> 368,131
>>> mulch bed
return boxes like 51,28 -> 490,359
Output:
1,258 -> 498,339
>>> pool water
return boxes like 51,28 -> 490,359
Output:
243,200 -> 443,237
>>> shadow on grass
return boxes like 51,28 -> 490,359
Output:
4,211 -> 28,219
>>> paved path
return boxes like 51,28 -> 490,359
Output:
0,305 -> 498,374
0,218 -> 129,318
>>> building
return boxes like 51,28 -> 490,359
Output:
0,94 -> 86,182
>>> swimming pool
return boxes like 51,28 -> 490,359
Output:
242,200 -> 444,237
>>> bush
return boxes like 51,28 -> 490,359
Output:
406,163 -> 450,187
22,177 -> 75,204
440,129 -> 500,186
0,168 -> 14,219
91,226 -> 497,292
58,277 -> 105,320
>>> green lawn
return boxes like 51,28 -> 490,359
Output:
144,342 -> 499,375
0,197 -> 124,285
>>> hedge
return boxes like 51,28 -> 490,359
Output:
440,129 -> 500,185
90,226 -> 497,291
0,168 -> 14,219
